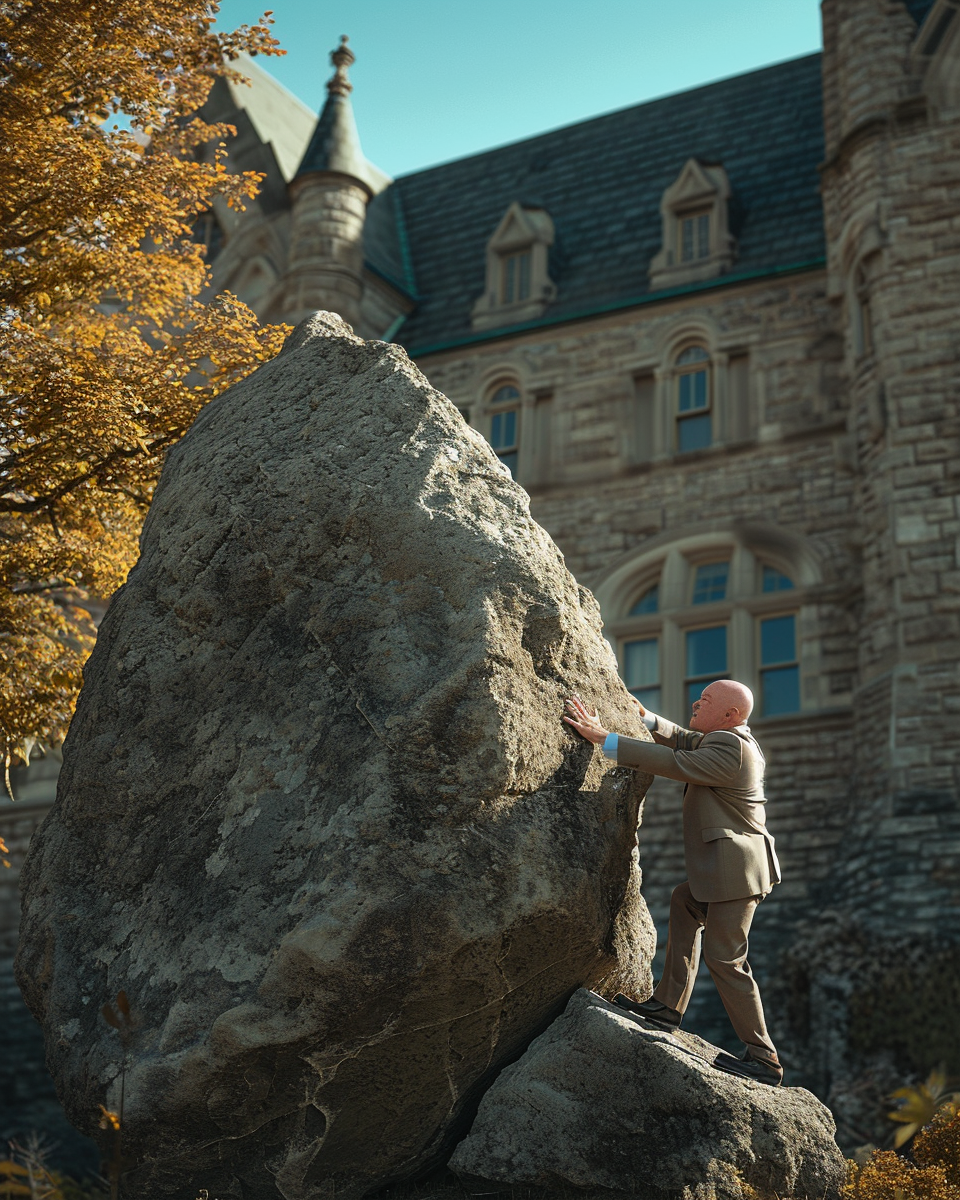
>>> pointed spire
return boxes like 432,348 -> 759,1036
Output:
293,35 -> 386,194
326,35 -> 354,97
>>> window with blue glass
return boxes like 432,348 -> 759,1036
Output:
685,624 -> 728,708
624,638 -> 660,710
676,345 -> 711,453
489,385 -> 520,477
691,561 -> 728,605
762,565 -> 794,593
760,614 -> 800,716
629,585 -> 659,616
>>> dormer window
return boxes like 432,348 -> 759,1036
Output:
650,159 -> 736,290
502,251 -> 532,304
472,202 -> 557,332
679,211 -> 710,262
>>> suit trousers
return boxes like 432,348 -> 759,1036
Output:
653,880 -> 778,1063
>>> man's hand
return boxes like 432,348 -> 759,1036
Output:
563,694 -> 610,745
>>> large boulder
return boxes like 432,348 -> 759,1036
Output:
450,989 -> 846,1200
16,315 -> 654,1200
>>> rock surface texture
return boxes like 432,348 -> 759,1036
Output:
16,314 -> 655,1200
451,989 -> 846,1200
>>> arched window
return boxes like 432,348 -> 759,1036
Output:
488,383 -> 521,478
629,585 -> 659,615
675,345 -> 712,453
610,542 -> 805,722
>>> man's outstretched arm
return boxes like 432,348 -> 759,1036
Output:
563,695 -> 740,787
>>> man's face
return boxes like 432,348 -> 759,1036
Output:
689,684 -> 729,732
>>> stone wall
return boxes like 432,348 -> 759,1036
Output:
821,0 -> 960,936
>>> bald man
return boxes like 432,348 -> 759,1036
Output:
564,679 -> 783,1085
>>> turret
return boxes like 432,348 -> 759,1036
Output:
282,37 -> 387,328
818,0 -> 960,929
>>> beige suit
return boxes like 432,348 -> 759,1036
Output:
616,719 -> 781,903
615,717 -> 780,1063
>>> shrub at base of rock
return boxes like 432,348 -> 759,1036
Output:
16,314 -> 655,1200
450,989 -> 846,1200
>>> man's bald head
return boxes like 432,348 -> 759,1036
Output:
689,679 -> 754,732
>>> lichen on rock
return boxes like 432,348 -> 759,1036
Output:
450,989 -> 847,1200
16,314 -> 655,1199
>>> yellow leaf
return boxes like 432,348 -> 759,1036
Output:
0,0 -> 287,760
98,1105 -> 121,1131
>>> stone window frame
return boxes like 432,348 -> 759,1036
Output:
471,363 -> 557,487
593,528 -> 821,725
472,202 -> 557,333
852,259 -> 875,363
630,319 -> 752,462
649,158 -> 737,291
835,208 -> 883,371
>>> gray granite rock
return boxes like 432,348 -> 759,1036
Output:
450,989 -> 846,1200
16,314 -> 654,1200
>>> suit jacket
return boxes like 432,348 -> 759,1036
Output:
616,717 -> 781,903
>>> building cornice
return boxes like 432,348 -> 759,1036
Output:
405,258 -> 826,359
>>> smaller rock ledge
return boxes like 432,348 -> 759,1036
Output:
450,988 -> 846,1200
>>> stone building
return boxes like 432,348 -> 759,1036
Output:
4,0 -> 959,1159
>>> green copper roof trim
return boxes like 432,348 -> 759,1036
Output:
403,257 -> 827,358
382,313 -> 408,342
392,187 -> 419,299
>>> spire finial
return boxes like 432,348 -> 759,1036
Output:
326,35 -> 354,97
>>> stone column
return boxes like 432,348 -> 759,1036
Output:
286,175 -> 368,328
820,0 -> 960,928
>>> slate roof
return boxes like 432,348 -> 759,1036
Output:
904,0 -> 937,26
367,54 -> 826,355
223,53 -> 316,183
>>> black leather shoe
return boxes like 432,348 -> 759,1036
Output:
714,1050 -> 783,1086
613,994 -> 682,1030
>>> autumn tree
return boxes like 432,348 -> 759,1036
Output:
0,1 -> 291,790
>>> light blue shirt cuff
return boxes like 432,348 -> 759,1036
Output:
602,732 -> 619,760
642,712 -> 658,732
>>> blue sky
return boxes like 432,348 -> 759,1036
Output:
213,0 -> 822,178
